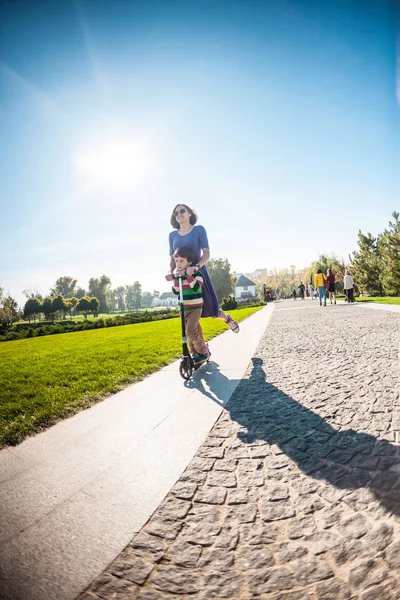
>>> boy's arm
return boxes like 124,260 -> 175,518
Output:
186,272 -> 204,291
171,277 -> 179,295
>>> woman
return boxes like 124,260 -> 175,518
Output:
166,204 -> 239,332
314,268 -> 326,307
326,268 -> 336,305
343,270 -> 354,302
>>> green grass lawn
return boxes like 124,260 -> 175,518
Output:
355,297 -> 400,305
0,307 -> 261,447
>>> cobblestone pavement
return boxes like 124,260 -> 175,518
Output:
79,302 -> 400,600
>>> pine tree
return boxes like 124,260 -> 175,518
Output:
351,232 -> 383,296
379,212 -> 400,295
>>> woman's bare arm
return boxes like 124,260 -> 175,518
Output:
198,248 -> 210,268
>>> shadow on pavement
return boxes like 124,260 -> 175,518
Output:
191,357 -> 400,517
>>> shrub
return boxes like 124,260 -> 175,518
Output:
221,295 -> 238,310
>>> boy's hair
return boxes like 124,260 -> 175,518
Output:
173,246 -> 195,264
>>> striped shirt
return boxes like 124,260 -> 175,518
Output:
172,271 -> 204,311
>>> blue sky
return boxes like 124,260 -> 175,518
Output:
1,0 -> 399,305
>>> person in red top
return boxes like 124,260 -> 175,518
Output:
326,268 -> 336,305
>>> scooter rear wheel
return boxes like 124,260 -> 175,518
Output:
179,357 -> 193,380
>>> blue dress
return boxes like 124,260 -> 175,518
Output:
169,225 -> 220,318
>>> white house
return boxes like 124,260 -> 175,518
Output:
234,275 -> 256,300
157,292 -> 178,307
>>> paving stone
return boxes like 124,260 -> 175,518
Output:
194,486 -> 227,504
287,515 -> 316,539
136,590 -> 173,600
110,552 -> 154,585
170,481 -> 197,500
271,541 -> 308,563
261,501 -> 295,522
384,540 -> 400,569
292,557 -> 334,585
198,548 -> 234,569
207,470 -> 237,487
166,540 -> 202,567
348,559 -> 388,590
248,566 -> 295,595
236,544 -> 274,569
315,579 -> 351,600
227,502 -> 257,523
130,533 -> 167,560
201,571 -> 243,598
240,522 -> 280,544
338,513 -> 369,539
90,574 -> 138,599
157,498 -> 191,520
146,519 -> 183,540
181,523 -> 221,546
150,565 -> 202,594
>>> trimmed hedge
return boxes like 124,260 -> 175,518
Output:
0,309 -> 179,342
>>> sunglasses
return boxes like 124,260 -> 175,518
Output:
173,208 -> 187,217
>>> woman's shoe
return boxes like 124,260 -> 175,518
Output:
226,314 -> 240,333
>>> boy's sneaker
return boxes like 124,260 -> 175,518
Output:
194,352 -> 209,364
226,314 -> 240,333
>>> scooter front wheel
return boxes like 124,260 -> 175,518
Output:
179,357 -> 193,380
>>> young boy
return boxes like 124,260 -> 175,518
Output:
170,246 -> 210,364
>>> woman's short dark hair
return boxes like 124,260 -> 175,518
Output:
316,268 -> 322,274
170,204 -> 198,229
173,246 -> 195,264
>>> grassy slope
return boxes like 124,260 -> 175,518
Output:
0,307 -> 261,446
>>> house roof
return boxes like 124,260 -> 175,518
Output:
159,292 -> 176,299
235,274 -> 256,287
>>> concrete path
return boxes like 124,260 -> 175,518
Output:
78,299 -> 400,600
0,305 -> 274,600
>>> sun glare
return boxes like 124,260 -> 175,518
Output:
73,132 -> 154,189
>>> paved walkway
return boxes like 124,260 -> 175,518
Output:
0,305 -> 274,600
78,299 -> 400,600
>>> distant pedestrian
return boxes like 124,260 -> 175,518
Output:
308,283 -> 315,299
275,286 -> 280,301
326,268 -> 336,305
315,269 -> 327,307
292,288 -> 297,301
297,282 -> 305,300
344,270 -> 355,303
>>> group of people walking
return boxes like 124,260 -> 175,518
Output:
313,268 -> 355,306
291,269 -> 355,306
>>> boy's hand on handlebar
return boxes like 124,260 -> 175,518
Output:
165,273 -> 174,281
186,266 -> 196,276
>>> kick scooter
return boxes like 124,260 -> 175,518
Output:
177,274 -> 210,380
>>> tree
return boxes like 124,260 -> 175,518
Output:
77,296 -> 92,319
52,295 -> 67,320
88,275 -> 111,313
22,287 -> 43,301
125,285 -> 135,311
141,291 -> 153,308
23,298 -> 42,322
207,258 -> 232,302
90,297 -> 100,316
66,297 -> 79,318
351,232 -> 383,296
379,211 -> 400,295
0,292 -> 19,327
114,286 -> 126,312
42,298 -> 55,322
51,276 -> 77,298
132,281 -> 142,309
75,287 -> 86,299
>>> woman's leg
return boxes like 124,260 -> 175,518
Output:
218,308 -> 240,333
